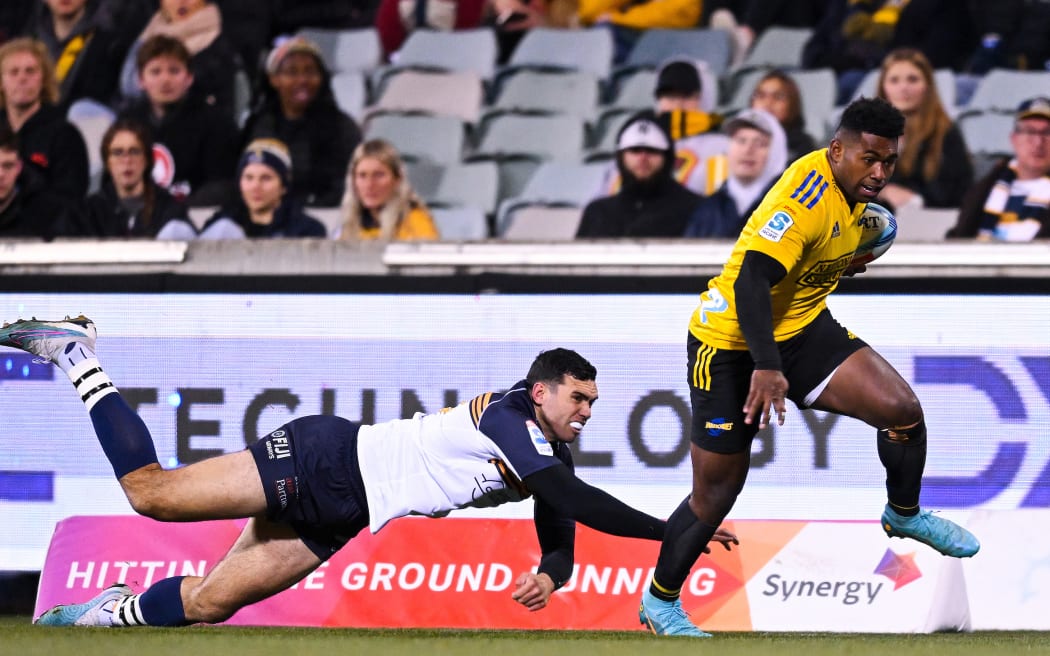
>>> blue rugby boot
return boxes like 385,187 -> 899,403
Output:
0,315 -> 96,365
882,504 -> 980,557
35,583 -> 132,626
639,589 -> 711,637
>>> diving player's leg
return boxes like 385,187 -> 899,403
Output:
809,342 -> 979,558
36,517 -> 323,626
0,316 -> 268,521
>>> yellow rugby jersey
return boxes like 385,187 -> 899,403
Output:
688,149 -> 867,349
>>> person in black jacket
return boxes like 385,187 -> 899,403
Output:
0,37 -> 89,206
576,111 -> 701,238
117,34 -> 238,207
0,123 -> 80,239
241,36 -> 361,207
27,0 -> 137,113
199,137 -> 326,238
85,118 -> 196,239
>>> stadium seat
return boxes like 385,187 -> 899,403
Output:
497,202 -> 583,240
365,113 -> 467,165
488,70 -> 601,120
965,69 -> 1050,115
505,28 -> 614,79
430,206 -> 490,240
894,206 -> 959,242
404,159 -> 445,199
958,111 -> 1013,157
385,28 -> 498,80
67,99 -> 115,194
330,71 -> 367,122
296,27 -> 382,74
473,113 -> 586,162
369,70 -> 484,123
306,206 -> 342,237
718,67 -> 767,114
606,68 -> 658,111
515,161 -> 608,206
734,26 -> 813,72
792,68 -> 837,144
587,109 -> 634,159
429,161 -> 501,215
622,29 -> 732,78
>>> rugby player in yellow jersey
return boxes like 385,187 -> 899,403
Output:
638,97 -> 980,638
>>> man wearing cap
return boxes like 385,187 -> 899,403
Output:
577,110 -> 702,238
684,108 -> 788,238
948,96 -> 1050,241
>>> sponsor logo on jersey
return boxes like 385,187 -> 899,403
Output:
525,420 -> 553,456
265,429 -> 292,460
831,221 -> 840,238
705,417 -> 733,436
797,253 -> 853,287
758,211 -> 794,242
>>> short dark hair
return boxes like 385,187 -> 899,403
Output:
836,97 -> 904,140
525,348 -> 597,387
136,34 -> 192,74
0,123 -> 18,153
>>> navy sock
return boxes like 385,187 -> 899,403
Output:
88,393 -> 159,479
121,576 -> 189,627
650,496 -> 719,600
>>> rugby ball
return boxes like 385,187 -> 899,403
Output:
851,202 -> 897,265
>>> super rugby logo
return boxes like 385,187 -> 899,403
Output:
758,211 -> 794,242
525,420 -> 553,456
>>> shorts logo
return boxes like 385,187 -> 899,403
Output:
265,429 -> 292,460
525,420 -> 554,456
274,476 -> 297,509
705,418 -> 733,436
758,211 -> 794,242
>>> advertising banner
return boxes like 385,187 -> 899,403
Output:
36,515 -> 970,632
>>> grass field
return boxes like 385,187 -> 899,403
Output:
4,616 -> 1050,656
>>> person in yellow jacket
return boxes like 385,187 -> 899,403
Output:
337,139 -> 440,242
577,0 -> 701,61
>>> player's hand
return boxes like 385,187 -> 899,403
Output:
703,526 -> 740,553
843,261 -> 867,277
743,369 -> 788,429
512,572 -> 555,611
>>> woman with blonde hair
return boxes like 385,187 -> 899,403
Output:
876,47 -> 972,210
337,139 -> 439,241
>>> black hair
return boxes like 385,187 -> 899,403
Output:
525,348 -> 597,387
0,122 -> 18,153
836,97 -> 905,140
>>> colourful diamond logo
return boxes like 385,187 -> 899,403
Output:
873,549 -> 922,590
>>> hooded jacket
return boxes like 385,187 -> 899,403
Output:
576,112 -> 702,238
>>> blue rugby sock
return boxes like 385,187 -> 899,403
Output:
113,576 -> 189,627
88,392 -> 159,479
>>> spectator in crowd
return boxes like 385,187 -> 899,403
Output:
199,138 -> 327,239
749,69 -> 816,163
577,0 -> 700,63
376,0 -> 487,58
948,97 -> 1050,241
485,0 -> 580,64
118,0 -> 241,117
85,118 -> 197,239
0,37 -> 88,206
0,122 -> 81,239
242,36 -> 361,207
875,48 -> 972,211
967,0 -> 1050,74
117,35 -> 238,207
597,60 -> 729,199
684,108 -> 787,238
26,0 -> 136,113
704,0 -> 825,66
577,111 -> 701,238
336,138 -> 439,241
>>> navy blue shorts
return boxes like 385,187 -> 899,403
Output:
248,415 -> 370,560
688,309 -> 868,453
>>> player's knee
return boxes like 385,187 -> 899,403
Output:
121,470 -> 180,520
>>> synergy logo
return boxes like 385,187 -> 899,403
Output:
873,548 -> 922,590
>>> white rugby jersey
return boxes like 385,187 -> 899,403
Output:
356,382 -> 572,533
